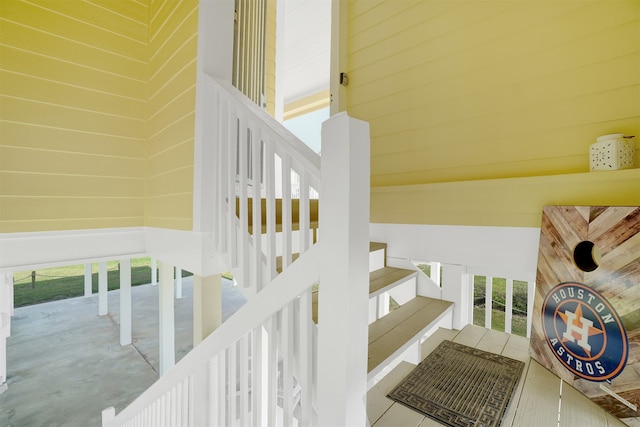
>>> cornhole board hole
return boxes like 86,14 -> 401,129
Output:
530,206 -> 640,425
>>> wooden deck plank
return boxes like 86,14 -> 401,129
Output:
369,267 -> 416,296
475,328 -> 509,354
368,297 -> 433,344
418,417 -> 445,427
559,381 -> 610,427
420,327 -> 459,357
501,333 -> 532,427
369,242 -> 387,253
511,360 -> 562,427
451,324 -> 488,347
368,325 -> 632,427
368,299 -> 453,373
367,361 -> 415,425
372,400 -> 424,427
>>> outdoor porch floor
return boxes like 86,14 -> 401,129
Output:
368,325 -> 630,427
0,277 -> 246,427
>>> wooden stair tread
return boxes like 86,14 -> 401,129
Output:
369,267 -> 416,296
369,242 -> 387,253
367,296 -> 453,374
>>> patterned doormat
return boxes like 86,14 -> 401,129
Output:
387,340 -> 525,427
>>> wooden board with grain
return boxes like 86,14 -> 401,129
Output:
530,206 -> 640,423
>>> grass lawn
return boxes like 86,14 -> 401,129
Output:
12,258 -> 192,308
473,307 -> 528,337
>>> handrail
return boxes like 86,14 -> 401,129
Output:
206,74 -> 321,188
103,244 -> 320,426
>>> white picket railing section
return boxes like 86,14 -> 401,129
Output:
103,245 -> 320,427
103,72 -> 324,426
206,74 -> 320,297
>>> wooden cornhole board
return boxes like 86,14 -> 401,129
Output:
530,206 -> 640,425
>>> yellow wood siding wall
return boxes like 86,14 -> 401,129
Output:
146,0 -> 198,230
265,0 -> 277,117
347,0 -> 640,227
0,0 -> 148,232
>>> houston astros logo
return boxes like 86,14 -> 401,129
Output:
542,282 -> 628,382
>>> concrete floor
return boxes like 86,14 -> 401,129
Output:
0,277 -> 247,427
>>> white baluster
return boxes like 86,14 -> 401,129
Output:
505,278 -> 513,334
282,155 -> 292,269
485,276 -> 493,329
265,139 -> 277,280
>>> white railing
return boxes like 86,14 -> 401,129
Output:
404,260 -> 536,338
471,274 -> 536,338
102,245 -> 320,427
205,74 -> 320,296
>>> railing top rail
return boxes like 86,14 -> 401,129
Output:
104,243 -> 321,426
206,73 -> 321,185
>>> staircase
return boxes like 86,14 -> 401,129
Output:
365,243 -> 453,386
101,64 -> 454,426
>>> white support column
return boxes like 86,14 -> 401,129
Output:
0,273 -> 13,393
317,113 -> 370,427
175,267 -> 183,299
120,259 -> 132,346
159,261 -> 175,375
84,263 -> 92,297
192,274 -> 222,347
151,258 -> 157,286
441,264 -> 471,330
98,262 -> 108,316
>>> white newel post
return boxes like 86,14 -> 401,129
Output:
159,261 -> 175,376
119,259 -> 132,346
441,264 -> 471,330
98,262 -> 108,315
318,112 -> 370,426
192,0 -> 234,234
84,263 -> 92,297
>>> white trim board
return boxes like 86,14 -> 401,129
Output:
370,223 -> 540,282
0,227 -> 146,272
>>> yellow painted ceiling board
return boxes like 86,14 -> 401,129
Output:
1,71 -> 147,120
349,52 -> 639,126
1,21 -> 147,81
0,121 -> 145,158
348,15 -> 637,93
24,0 -> 147,42
1,96 -> 147,140
0,46 -> 146,99
371,170 -> 640,228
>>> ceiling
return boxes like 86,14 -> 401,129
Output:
280,0 -> 331,106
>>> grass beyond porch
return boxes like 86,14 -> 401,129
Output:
12,258 -> 192,307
